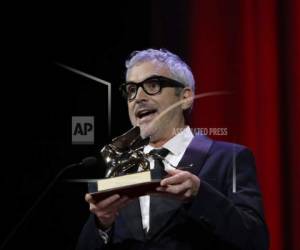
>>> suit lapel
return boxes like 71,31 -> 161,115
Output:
148,135 -> 213,238
178,135 -> 213,175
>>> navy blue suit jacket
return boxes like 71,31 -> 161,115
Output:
76,135 -> 269,250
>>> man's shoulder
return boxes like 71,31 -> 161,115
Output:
193,135 -> 251,155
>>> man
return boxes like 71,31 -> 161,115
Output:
77,49 -> 269,250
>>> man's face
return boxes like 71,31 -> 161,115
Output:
126,61 -> 190,144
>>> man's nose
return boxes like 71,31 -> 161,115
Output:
134,85 -> 148,102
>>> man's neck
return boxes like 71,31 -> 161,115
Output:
149,139 -> 170,148
149,124 -> 187,148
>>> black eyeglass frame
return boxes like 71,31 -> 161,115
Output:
119,75 -> 185,101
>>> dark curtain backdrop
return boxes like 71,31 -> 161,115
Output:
188,1 -> 299,250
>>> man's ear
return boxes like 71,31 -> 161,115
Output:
181,88 -> 194,110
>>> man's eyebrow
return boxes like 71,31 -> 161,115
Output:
126,74 -> 161,84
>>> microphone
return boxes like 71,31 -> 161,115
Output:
73,156 -> 98,168
0,156 -> 101,250
80,156 -> 98,166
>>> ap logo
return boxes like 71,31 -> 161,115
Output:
72,116 -> 94,144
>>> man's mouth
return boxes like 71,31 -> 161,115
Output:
135,109 -> 157,123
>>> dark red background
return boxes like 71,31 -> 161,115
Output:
189,1 -> 300,250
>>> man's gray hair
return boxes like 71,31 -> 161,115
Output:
125,48 -> 195,93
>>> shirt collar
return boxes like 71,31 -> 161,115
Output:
144,126 -> 194,156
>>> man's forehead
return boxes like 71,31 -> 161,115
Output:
126,61 -> 172,83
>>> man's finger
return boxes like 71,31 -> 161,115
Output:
85,193 -> 94,203
165,168 -> 182,176
163,180 -> 191,194
110,196 -> 129,209
85,193 -> 120,206
90,196 -> 129,215
161,171 -> 190,186
98,196 -> 130,212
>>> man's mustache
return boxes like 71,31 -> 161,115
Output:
134,103 -> 158,114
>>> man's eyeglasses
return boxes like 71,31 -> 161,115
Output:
119,75 -> 185,101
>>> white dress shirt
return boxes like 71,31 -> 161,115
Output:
139,126 -> 194,232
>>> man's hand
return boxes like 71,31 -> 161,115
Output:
156,169 -> 200,201
85,194 -> 131,229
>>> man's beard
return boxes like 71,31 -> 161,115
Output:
139,122 -> 157,140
